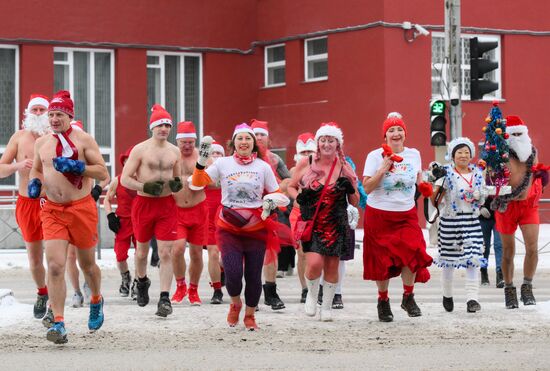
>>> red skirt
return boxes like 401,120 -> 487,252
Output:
363,205 -> 432,283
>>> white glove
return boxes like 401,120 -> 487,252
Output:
480,206 -> 491,219
261,199 -> 276,220
261,193 -> 290,220
197,136 -> 213,168
347,204 -> 359,230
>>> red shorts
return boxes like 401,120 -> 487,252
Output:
15,195 -> 45,243
207,205 -> 221,245
114,216 -> 136,262
132,195 -> 177,242
496,180 -> 542,234
177,200 -> 209,246
41,195 -> 98,249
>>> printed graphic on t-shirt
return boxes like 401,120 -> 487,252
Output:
382,162 -> 416,195
225,171 -> 262,206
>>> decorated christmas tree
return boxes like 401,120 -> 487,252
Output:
479,102 -> 511,195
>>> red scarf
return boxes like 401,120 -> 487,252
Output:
233,151 -> 257,165
53,126 -> 83,189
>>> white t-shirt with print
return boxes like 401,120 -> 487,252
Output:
206,156 -> 279,209
363,147 -> 422,211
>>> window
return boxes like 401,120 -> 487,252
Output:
0,45 -> 18,189
431,33 -> 502,101
264,44 -> 285,87
54,48 -> 115,178
147,52 -> 202,143
305,37 -> 328,82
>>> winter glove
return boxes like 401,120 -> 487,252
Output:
107,212 -> 121,234
336,177 -> 355,195
196,136 -> 213,169
52,157 -> 85,175
261,199 -> 277,221
418,181 -> 433,198
168,177 -> 183,192
143,180 -> 165,196
90,184 -> 102,202
480,207 -> 491,219
261,193 -> 290,220
28,178 -> 42,199
347,204 -> 359,230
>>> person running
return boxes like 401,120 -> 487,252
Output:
29,90 -> 108,343
288,122 -> 358,322
0,94 -> 50,320
432,137 -> 487,313
362,112 -> 433,322
191,124 -> 290,330
121,104 -> 182,317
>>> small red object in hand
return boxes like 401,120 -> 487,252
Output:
381,144 -> 404,163
418,181 -> 433,198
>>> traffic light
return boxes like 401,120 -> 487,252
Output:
469,37 -> 499,101
430,100 -> 447,146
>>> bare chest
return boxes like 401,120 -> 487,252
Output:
142,153 -> 177,172
15,134 -> 37,161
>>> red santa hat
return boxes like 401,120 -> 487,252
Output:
70,120 -> 84,132
315,122 -> 343,144
505,115 -> 528,135
232,123 -> 255,138
211,140 -> 225,156
48,90 -> 74,118
27,94 -> 49,111
176,121 -> 197,139
119,146 -> 134,166
250,119 -> 269,136
149,104 -> 172,130
296,132 -> 316,154
382,112 -> 407,138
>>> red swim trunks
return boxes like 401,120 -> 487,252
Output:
114,216 -> 136,262
177,200 -> 209,246
132,195 -> 177,242
496,180 -> 542,234
205,187 -> 221,245
15,195 -> 45,243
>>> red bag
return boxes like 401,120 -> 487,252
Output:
294,158 -> 337,243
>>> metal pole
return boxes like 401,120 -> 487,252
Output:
445,0 -> 462,139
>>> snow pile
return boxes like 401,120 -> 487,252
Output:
0,290 -> 32,328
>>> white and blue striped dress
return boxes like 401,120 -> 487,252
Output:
435,165 -> 488,269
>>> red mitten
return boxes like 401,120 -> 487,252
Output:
381,144 -> 403,163
418,181 -> 433,197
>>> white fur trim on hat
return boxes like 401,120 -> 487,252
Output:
387,112 -> 402,119
27,97 -> 49,111
253,127 -> 269,136
176,133 -> 197,139
150,118 -> 172,130
315,124 -> 343,144
211,143 -> 225,155
232,124 -> 255,138
446,137 -> 475,161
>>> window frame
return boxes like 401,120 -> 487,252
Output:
304,36 -> 328,83
0,44 -> 19,190
264,43 -> 286,88
146,51 -> 204,139
431,32 -> 502,102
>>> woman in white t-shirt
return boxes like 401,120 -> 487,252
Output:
362,113 -> 433,323
191,124 -> 290,331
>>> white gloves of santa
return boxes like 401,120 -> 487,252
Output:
197,136 -> 213,168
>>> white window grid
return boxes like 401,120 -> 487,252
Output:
53,47 -> 116,180
0,44 -> 19,190
304,36 -> 328,82
146,51 -> 203,139
264,44 -> 286,87
431,32 -> 502,101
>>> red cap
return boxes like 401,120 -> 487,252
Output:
48,90 -> 74,118
149,104 -> 172,130
382,113 -> 407,138
250,119 -> 269,136
176,121 -> 197,139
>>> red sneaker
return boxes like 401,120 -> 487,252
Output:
188,287 -> 202,306
227,303 -> 242,327
243,314 -> 259,331
171,283 -> 187,303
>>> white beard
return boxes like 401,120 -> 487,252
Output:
507,132 -> 532,162
23,112 -> 50,136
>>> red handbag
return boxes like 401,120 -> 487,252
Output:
294,158 -> 337,242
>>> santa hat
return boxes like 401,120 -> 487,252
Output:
446,137 -> 475,161
70,120 -> 84,132
27,94 -> 49,111
382,112 -> 407,138
315,122 -> 343,144
48,90 -> 74,118
176,121 -> 197,139
506,115 -> 528,135
232,123 -> 255,138
149,104 -> 172,130
296,132 -> 316,154
119,146 -> 134,166
211,140 -> 225,156
250,119 -> 269,136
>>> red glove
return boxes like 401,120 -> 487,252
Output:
381,144 -> 403,163
418,181 -> 433,198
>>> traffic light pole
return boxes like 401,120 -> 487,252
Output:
445,0 -> 462,139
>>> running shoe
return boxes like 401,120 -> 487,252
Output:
71,291 -> 84,308
188,286 -> 202,306
119,271 -> 131,297
46,322 -> 68,344
88,297 -> 104,332
520,284 -> 536,306
130,279 -> 138,300
227,303 -> 242,327
34,293 -> 48,319
466,299 -> 481,313
136,277 -> 151,307
243,314 -> 259,331
504,286 -> 519,309
210,289 -> 223,304
171,283 -> 188,303
155,297 -> 173,317
42,307 -> 54,329
332,294 -> 344,309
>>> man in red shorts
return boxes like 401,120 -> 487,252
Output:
171,121 -> 211,305
121,104 -> 182,317
0,94 -> 50,320
494,116 -> 545,309
29,90 -> 109,343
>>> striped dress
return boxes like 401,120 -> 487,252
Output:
435,165 -> 488,268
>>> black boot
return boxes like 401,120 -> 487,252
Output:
332,294 -> 344,309
495,270 -> 504,288
136,277 -> 151,307
401,293 -> 422,317
442,296 -> 454,312
480,268 -> 489,286
466,300 -> 481,313
155,296 -> 173,317
119,271 -> 131,297
263,282 -> 285,310
210,289 -> 223,304
377,299 -> 393,322
504,286 -> 519,309
520,284 -> 536,305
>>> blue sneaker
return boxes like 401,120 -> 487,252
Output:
46,322 -> 68,344
88,297 -> 104,332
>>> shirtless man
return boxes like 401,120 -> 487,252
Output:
121,104 -> 182,317
29,90 -> 108,344
171,121 -> 209,306
494,116 -> 544,309
0,94 -> 50,320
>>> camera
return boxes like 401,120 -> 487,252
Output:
431,163 -> 447,180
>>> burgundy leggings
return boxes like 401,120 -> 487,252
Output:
218,228 -> 266,307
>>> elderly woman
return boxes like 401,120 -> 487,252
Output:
362,113 -> 432,322
288,122 -> 359,321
